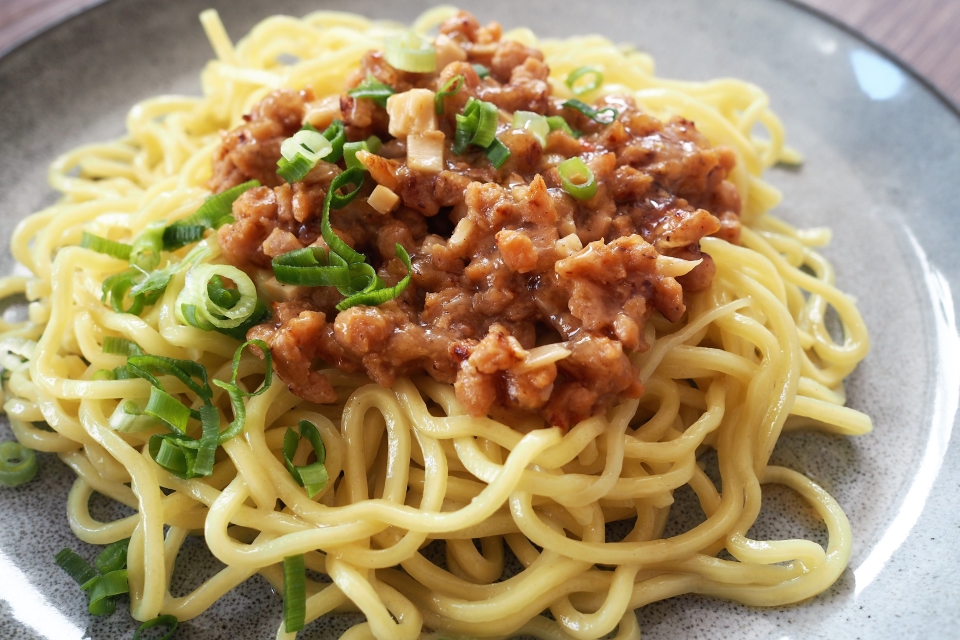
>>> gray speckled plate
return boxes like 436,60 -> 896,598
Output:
2,0 -> 960,638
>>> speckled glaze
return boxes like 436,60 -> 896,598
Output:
1,0 -> 960,638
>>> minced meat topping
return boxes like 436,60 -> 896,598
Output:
212,11 -> 742,429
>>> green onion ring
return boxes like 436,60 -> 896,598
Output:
0,440 -> 37,487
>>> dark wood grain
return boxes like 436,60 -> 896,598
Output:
2,0 -> 959,107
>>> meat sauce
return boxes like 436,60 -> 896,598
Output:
212,11 -> 741,428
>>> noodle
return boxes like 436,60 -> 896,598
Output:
0,6 -> 871,639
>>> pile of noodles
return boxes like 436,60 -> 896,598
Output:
0,7 -> 870,639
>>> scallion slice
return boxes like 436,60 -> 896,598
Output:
102,269 -> 148,315
319,167 -> 367,264
472,63 -> 490,79
282,554 -> 307,633
272,247 -> 378,289
126,354 -> 213,402
452,97 -> 508,166
191,405 -> 221,477
565,66 -> 603,95
164,181 -> 259,250
149,434 -> 190,477
512,111 -> 549,147
143,387 -> 192,435
454,97 -> 499,152
347,75 -> 395,108
0,440 -> 37,487
561,98 -> 618,125
129,222 -> 165,271
272,168 -> 411,309
557,156 -> 598,201
95,538 -> 130,575
81,233 -> 132,261
81,569 -> 128,616
102,336 -> 143,358
127,242 -> 211,305
546,115 -> 578,138
483,138 -> 511,170
336,244 -> 412,310
343,136 -> 383,171
133,615 -> 179,640
321,119 -> 347,164
434,74 -> 465,114
278,123 -> 333,184
282,420 -> 328,498
210,339 -> 273,444
55,548 -> 98,587
384,31 -> 436,73
176,263 -> 258,330
108,399 -> 155,433
120,340 -> 272,479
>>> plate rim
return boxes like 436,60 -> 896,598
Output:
1,0 -> 959,638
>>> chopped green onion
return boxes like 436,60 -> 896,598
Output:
55,548 -> 98,587
280,127 -> 331,164
191,405 -> 221,478
0,440 -> 37,487
512,110 -> 549,147
557,156 -> 598,201
102,269 -> 147,315
319,167 -> 367,264
273,168 -> 412,309
277,121 -> 346,183
434,74 -> 465,114
133,615 -> 179,640
108,399 -> 155,433
103,243 -> 226,327
347,75 -> 395,108
149,434 -> 191,477
273,247 -> 379,289
126,354 -> 213,402
454,97 -> 499,154
93,369 -> 116,381
102,337 -> 143,358
561,98 -> 618,125
451,97 -> 509,167
96,538 -> 130,574
129,222 -> 165,271
282,554 -> 307,633
81,232 -> 132,261
337,244 -> 412,310
483,138 -> 511,170
183,273 -> 270,341
384,31 -> 436,73
546,115 -> 578,138
472,63 -> 490,79
282,420 -> 328,498
176,263 -> 258,330
276,154 -> 315,184
210,339 -> 273,445
320,119 -> 347,164
278,123 -> 332,184
81,569 -> 128,615
143,387 -> 192,435
343,136 -> 383,171
565,66 -> 603,96
164,181 -> 259,250
122,340 -> 272,479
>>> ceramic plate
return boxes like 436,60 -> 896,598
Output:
2,0 -> 959,638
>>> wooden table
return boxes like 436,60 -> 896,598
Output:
2,0 -> 959,107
